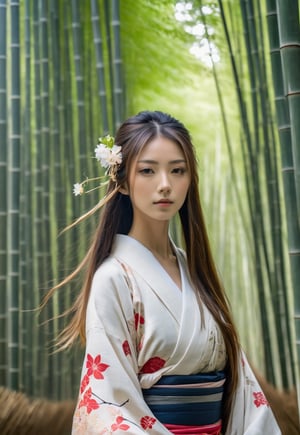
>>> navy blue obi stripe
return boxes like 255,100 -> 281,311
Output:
142,371 -> 225,426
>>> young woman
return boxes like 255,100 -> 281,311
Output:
51,111 -> 281,434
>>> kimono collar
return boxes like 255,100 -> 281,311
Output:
111,234 -> 184,314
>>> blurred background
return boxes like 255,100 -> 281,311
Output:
0,0 -> 299,414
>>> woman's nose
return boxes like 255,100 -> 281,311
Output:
158,172 -> 171,193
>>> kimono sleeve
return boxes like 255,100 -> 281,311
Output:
72,260 -> 171,434
225,351 -> 282,434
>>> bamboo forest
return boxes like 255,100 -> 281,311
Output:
0,0 -> 299,433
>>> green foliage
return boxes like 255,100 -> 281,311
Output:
1,0 -> 125,399
215,0 -> 296,388
1,0 -> 298,404
266,0 -> 300,398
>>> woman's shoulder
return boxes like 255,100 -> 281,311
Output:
87,257 -> 135,331
92,256 -> 128,286
89,257 -> 133,309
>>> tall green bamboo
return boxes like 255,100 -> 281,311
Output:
7,0 -> 21,390
111,0 -> 124,128
0,0 -> 7,387
39,0 -> 53,398
266,0 -> 300,404
71,0 -> 86,178
197,0 -> 252,247
244,0 -> 294,387
196,0 -> 268,365
32,0 -> 45,396
104,0 -> 115,128
217,0 -> 276,383
1,0 -> 243,402
276,0 -> 300,395
276,0 -> 300,216
20,0 -> 34,395
47,0 -> 64,400
70,0 -> 86,293
213,0 -> 295,387
91,0 -> 109,132
62,1 -> 80,399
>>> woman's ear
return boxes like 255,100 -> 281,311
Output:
119,184 -> 129,195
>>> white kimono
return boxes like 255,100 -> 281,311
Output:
72,235 -> 281,434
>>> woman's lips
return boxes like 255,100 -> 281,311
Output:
154,200 -> 173,206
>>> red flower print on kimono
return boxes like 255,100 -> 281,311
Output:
122,340 -> 131,356
111,416 -> 130,431
135,313 -> 145,330
86,353 -> 109,379
138,335 -> 144,351
80,373 -> 90,393
79,387 -> 100,414
140,415 -> 156,429
253,391 -> 269,407
140,356 -> 166,373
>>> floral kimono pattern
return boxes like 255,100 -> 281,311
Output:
72,235 -> 281,434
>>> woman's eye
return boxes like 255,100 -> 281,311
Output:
139,168 -> 154,175
172,167 -> 186,174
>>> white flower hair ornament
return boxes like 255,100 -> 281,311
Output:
73,134 -> 122,196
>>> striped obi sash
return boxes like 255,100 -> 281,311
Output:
142,371 -> 225,434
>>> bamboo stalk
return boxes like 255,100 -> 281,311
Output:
104,0 -> 114,127
7,0 -> 21,390
215,0 -> 296,387
1,0 -> 204,402
266,0 -> 300,406
245,0 -> 294,387
255,0 -> 294,386
91,0 -> 109,132
36,0 -> 52,398
197,0 -> 252,248
32,0 -> 44,397
218,0 -> 276,382
276,0 -> 300,216
71,0 -> 88,220
21,0 -> 34,396
0,0 -> 7,388
111,0 -> 124,129
63,0 -> 81,398
48,0 -> 63,400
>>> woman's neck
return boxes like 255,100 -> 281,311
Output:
128,223 -> 173,260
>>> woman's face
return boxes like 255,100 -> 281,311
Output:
126,136 -> 190,224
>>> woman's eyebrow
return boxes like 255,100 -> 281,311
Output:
137,159 -> 186,164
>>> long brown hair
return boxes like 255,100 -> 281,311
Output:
44,110 -> 240,429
